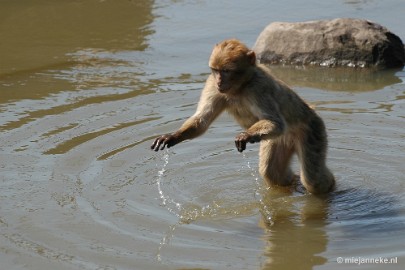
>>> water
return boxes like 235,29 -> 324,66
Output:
1,0 -> 404,269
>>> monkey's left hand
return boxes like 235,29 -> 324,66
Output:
151,133 -> 179,151
234,132 -> 261,152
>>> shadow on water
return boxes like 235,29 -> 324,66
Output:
258,184 -> 404,270
267,65 -> 403,91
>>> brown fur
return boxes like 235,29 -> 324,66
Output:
151,39 -> 335,194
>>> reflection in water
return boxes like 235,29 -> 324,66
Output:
259,188 -> 329,270
268,65 -> 402,91
259,185 -> 405,270
257,186 -> 405,270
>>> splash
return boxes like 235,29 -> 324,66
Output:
242,152 -> 273,225
156,150 -> 183,218
156,223 -> 178,262
155,150 -> 274,225
155,150 -> 225,223
155,150 -> 181,263
155,150 -> 275,262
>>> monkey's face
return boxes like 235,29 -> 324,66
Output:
209,49 -> 240,93
208,39 -> 256,94
210,68 -> 237,93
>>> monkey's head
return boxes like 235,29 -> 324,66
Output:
208,39 -> 256,94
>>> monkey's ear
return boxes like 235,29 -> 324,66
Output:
247,50 -> 256,65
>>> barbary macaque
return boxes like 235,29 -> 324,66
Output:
151,39 -> 335,194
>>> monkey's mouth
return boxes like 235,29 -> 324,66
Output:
217,86 -> 230,93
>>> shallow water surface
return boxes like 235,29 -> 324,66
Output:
1,0 -> 405,269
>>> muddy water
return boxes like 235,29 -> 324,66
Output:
1,0 -> 405,269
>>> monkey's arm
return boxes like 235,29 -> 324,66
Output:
151,88 -> 226,151
235,118 -> 285,152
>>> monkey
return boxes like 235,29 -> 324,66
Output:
151,39 -> 335,194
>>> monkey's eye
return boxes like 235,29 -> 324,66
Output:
221,69 -> 233,75
210,68 -> 232,76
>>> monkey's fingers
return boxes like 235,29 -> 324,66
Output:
240,141 -> 247,152
151,138 -> 159,150
235,140 -> 246,152
151,137 -> 164,151
159,139 -> 167,151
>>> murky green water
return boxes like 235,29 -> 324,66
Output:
1,1 -> 404,269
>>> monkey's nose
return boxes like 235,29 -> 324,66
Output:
217,84 -> 228,93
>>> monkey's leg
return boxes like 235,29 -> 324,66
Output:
297,117 -> 335,194
259,140 -> 295,187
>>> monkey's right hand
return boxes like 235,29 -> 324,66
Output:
151,134 -> 178,151
235,132 -> 261,153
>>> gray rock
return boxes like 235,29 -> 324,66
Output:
253,18 -> 405,68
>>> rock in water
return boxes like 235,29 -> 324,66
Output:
253,18 -> 405,68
